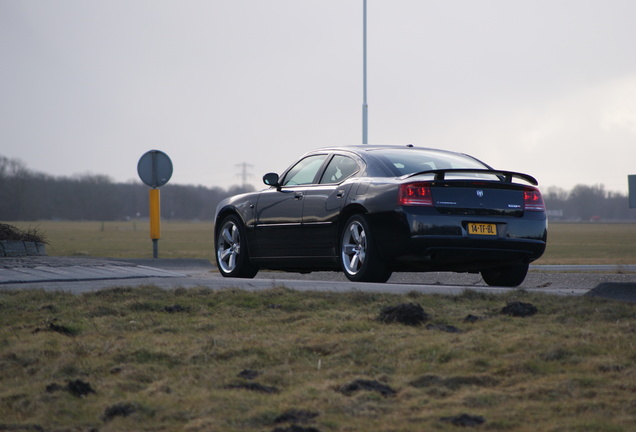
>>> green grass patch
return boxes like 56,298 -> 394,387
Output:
539,222 -> 636,265
0,287 -> 634,431
4,220 -> 636,264
3,220 -> 214,259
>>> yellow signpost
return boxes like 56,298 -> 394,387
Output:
149,188 -> 161,240
137,150 -> 173,258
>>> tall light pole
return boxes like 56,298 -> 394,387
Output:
362,0 -> 368,144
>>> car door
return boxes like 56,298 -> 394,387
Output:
301,154 -> 360,257
252,154 -> 329,257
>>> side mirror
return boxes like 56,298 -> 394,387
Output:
263,172 -> 280,187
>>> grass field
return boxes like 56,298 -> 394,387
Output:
1,222 -> 635,431
5,220 -> 215,260
0,287 -> 634,431
4,220 -> 636,265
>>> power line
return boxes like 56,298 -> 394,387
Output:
235,162 -> 253,187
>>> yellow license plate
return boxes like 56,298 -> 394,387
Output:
468,223 -> 497,236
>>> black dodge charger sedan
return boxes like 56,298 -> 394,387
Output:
214,145 -> 547,286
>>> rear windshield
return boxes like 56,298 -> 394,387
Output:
371,148 -> 490,176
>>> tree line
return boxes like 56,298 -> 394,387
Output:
1,155 -> 634,221
542,184 -> 634,221
0,155 -> 254,221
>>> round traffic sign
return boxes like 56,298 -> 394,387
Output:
137,150 -> 173,188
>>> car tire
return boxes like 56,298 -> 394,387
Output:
481,263 -> 529,287
340,214 -> 392,283
215,215 -> 258,278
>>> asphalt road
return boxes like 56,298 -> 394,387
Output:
1,256 -> 635,302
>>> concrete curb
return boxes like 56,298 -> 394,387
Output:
0,240 -> 47,257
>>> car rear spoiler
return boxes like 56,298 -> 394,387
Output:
404,169 -> 538,186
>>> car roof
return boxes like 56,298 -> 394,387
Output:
305,144 -> 488,166
313,144 -> 464,154
304,145 -> 493,175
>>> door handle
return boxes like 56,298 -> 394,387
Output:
294,192 -> 304,200
336,190 -> 345,198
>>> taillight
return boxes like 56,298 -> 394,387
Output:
523,187 -> 545,211
398,182 -> 433,206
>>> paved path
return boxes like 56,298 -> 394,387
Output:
0,256 -> 185,283
0,257 -> 635,302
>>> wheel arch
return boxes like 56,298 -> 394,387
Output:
215,206 -> 239,233
214,207 -> 254,256
336,204 -> 369,244
337,205 -> 392,282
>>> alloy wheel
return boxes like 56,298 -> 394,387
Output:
341,220 -> 366,275
217,220 -> 241,274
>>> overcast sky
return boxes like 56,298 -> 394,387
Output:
2,1 -> 636,193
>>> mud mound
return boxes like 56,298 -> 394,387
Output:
440,413 -> 485,427
163,304 -> 189,313
410,374 -> 498,390
225,382 -> 279,394
501,301 -> 537,317
101,402 -> 138,422
0,424 -> 45,431
274,409 -> 319,424
46,379 -> 95,397
338,379 -> 396,397
425,324 -> 462,333
33,321 -> 77,337
377,303 -> 428,326
238,369 -> 260,380
46,322 -> 76,336
463,314 -> 485,323
67,379 -> 96,397
271,426 -> 321,432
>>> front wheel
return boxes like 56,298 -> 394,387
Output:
215,215 -> 258,278
481,263 -> 529,287
340,214 -> 392,283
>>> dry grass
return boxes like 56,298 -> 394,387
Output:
0,223 -> 48,244
1,221 -> 634,429
0,287 -> 634,431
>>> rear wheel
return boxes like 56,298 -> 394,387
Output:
481,263 -> 529,287
215,215 -> 258,278
340,214 -> 392,283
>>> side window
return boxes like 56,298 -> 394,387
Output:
320,155 -> 359,184
281,154 -> 328,186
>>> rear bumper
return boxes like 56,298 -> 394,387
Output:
368,208 -> 547,272
393,240 -> 545,272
